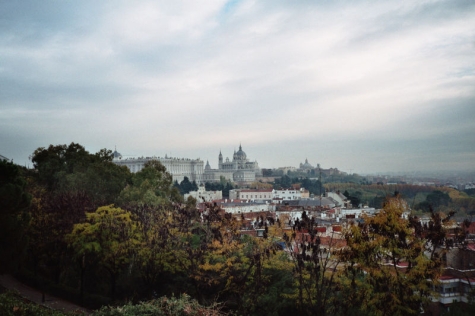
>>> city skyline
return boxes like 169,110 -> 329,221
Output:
1,1 -> 474,174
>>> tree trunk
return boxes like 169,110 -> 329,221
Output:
109,271 -> 117,300
79,255 -> 85,304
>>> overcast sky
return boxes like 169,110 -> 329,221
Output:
1,0 -> 474,174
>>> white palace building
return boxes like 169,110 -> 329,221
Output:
112,150 -> 204,184
112,144 -> 261,184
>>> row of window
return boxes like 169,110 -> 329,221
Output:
437,284 -> 473,294
242,195 -> 271,199
127,163 -> 198,173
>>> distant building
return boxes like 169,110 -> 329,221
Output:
203,144 -> 261,184
326,191 -> 349,208
464,183 -> 475,190
299,158 -> 314,171
229,188 -> 312,203
112,149 -> 204,184
297,159 -> 345,177
431,242 -> 475,307
278,166 -> 297,175
283,197 -> 337,208
318,167 -> 344,177
230,189 -> 274,201
210,199 -> 275,214
274,188 -> 304,201
185,185 -> 222,202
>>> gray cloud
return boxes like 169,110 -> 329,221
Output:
1,0 -> 474,173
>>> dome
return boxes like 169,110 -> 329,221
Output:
235,144 -> 247,160
112,148 -> 122,160
300,158 -> 313,169
205,160 -> 211,170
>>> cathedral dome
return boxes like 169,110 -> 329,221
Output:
235,144 -> 247,160
112,148 -> 122,160
300,158 -> 313,169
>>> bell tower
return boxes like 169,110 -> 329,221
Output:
218,150 -> 223,169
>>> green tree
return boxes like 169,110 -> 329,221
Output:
28,189 -> 93,285
301,177 -> 323,196
280,175 -> 292,189
191,180 -> 198,192
133,204 -> 182,297
27,143 -> 130,288
370,195 -> 386,208
426,190 -> 452,208
204,180 -> 234,199
223,182 -> 234,199
67,205 -> 141,300
30,143 -> 131,205
114,162 -> 199,298
118,160 -> 182,208
178,176 -> 197,195
415,190 -> 452,212
262,168 -> 273,177
0,160 -> 31,273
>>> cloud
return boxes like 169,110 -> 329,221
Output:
1,0 -> 474,173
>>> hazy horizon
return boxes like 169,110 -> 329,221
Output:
2,1 -> 474,174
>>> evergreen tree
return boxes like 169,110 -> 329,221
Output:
0,160 -> 31,273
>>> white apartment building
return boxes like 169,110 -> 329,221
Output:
230,189 -> 274,201
185,185 -> 222,202
335,207 -> 377,218
273,188 -> 303,200
229,188 -> 310,201
218,201 -> 275,214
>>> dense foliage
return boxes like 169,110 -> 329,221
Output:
0,291 -> 67,316
338,198 -> 444,315
324,183 -> 475,216
174,177 -> 199,195
2,143 -> 473,315
0,291 -> 225,316
0,159 -> 31,273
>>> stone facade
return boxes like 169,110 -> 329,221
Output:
112,150 -> 204,184
203,144 -> 261,183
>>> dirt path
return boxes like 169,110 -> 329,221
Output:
0,274 -> 91,315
